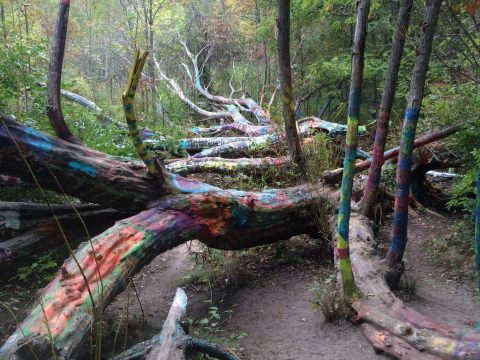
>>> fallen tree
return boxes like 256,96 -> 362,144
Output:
114,288 -> 237,360
323,124 -> 462,184
1,49 -> 477,360
0,208 -> 124,266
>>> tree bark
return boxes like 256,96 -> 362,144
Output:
0,183 -> 333,359
336,0 -> 370,299
0,115 -> 157,210
360,0 -> 413,218
0,208 -> 125,266
0,201 -> 100,239
332,212 -> 480,359
276,0 -> 305,168
46,0 -> 80,144
475,167 -> 480,294
386,0 -> 443,277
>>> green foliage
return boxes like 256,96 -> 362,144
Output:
447,149 -> 480,215
310,273 -> 350,322
13,249 -> 66,283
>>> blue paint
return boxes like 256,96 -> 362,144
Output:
68,160 -> 97,177
395,183 -> 410,196
398,157 -> 412,171
24,127 -> 53,153
393,212 -> 408,227
179,139 -> 190,149
348,88 -> 362,119
405,107 -> 420,121
169,174 -> 220,194
390,235 -> 406,253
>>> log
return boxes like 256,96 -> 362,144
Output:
323,125 -> 462,183
166,156 -> 290,176
334,212 -> 480,359
112,289 -> 237,360
0,183 -> 334,358
0,115 -> 158,211
0,208 -> 125,266
191,105 -> 273,137
0,175 -> 29,187
191,117 -> 367,159
0,201 -> 100,239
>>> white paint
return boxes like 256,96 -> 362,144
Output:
0,211 -> 21,230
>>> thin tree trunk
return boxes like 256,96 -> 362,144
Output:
359,0 -> 414,218
46,0 -> 80,144
336,0 -> 370,300
386,0 -> 443,286
476,167 -> 480,294
276,0 -> 305,168
0,3 -> 6,39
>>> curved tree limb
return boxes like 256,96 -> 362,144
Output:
46,0 -> 80,145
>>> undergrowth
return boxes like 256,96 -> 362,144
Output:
425,219 -> 476,285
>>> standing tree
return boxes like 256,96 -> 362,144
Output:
476,167 -> 480,294
386,0 -> 443,287
46,0 -> 80,144
336,0 -> 371,300
359,0 -> 414,218
276,0 -> 305,168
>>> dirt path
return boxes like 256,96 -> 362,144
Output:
104,238 -> 382,360
402,214 -> 479,328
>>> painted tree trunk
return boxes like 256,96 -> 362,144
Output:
190,118 -> 365,159
0,115 -> 158,211
360,0 -> 413,218
386,0 -> 443,276
0,208 -> 124,266
323,124 -> 462,183
0,183 -> 332,359
476,167 -> 480,294
277,0 -> 305,167
336,0 -> 370,300
46,0 -> 79,144
191,105 -> 272,137
166,156 -> 290,176
332,212 -> 480,359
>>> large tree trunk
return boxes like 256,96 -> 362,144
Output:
386,0 -> 443,282
46,0 -> 79,144
0,115 -> 157,210
333,212 -> 480,359
336,0 -> 370,299
359,0 -> 413,218
276,0 -> 305,167
0,182 -> 333,359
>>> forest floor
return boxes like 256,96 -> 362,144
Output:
104,210 -> 479,359
1,202 -> 479,359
